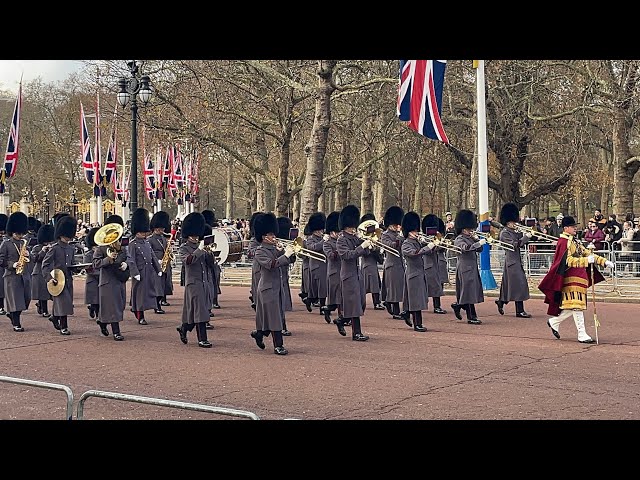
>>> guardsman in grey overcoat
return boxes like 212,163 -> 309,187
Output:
451,209 -> 485,325
300,223 -> 311,308
400,212 -> 430,332
247,211 -> 263,310
334,204 -> 371,342
93,214 -> 128,341
359,213 -> 385,311
380,206 -> 405,319
0,212 -> 32,331
149,210 -> 173,313
42,215 -> 79,335
276,216 -> 297,336
127,208 -> 162,325
176,212 -> 214,348
304,212 -> 328,315
23,217 -> 39,279
250,212 -> 295,355
83,227 -> 101,320
31,224 -> 54,318
495,202 -> 533,318
0,214 -> 8,316
421,214 -> 449,315
202,211 -> 222,310
201,223 -> 216,330
321,211 -> 344,325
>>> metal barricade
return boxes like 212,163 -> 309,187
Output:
76,389 -> 261,420
612,245 -> 640,296
0,375 -> 74,420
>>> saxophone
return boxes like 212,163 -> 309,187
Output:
15,240 -> 29,275
161,234 -> 174,272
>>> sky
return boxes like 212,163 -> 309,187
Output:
0,60 -> 83,94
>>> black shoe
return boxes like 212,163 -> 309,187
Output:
413,325 -> 427,332
138,319 -> 148,325
198,340 -> 213,348
579,338 -> 596,344
303,298 -> 313,313
400,311 -> 412,327
298,292 -> 307,300
333,318 -> 347,336
206,322 -> 214,330
36,302 -> 42,315
282,329 -> 291,336
212,303 -> 221,309
13,325 -> 24,332
42,312 -> 51,318
384,302 -> 393,315
274,346 -> 288,355
373,303 -> 385,310
88,305 -> 95,318
99,323 -> 110,337
320,306 -> 332,324
114,334 -> 124,341
250,330 -> 265,349
160,300 -> 170,306
60,328 -> 71,335
209,311 -> 215,317
495,300 -> 504,315
49,317 -> 61,330
341,317 -> 351,326
154,308 -> 165,314
251,303 -> 256,311
515,312 -> 532,318
177,326 -> 188,344
433,307 -> 447,314
312,301 -> 321,308
0,308 -> 6,315
547,319 -> 560,339
467,318 -> 482,325
451,304 -> 462,320
352,333 -> 369,341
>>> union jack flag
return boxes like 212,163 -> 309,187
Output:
397,60 -> 449,144
2,81 -> 22,187
143,152 -> 155,199
103,109 -> 117,186
80,102 -> 95,184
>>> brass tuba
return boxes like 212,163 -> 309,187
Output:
94,223 -> 124,258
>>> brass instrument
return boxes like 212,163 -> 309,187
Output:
161,233 -> 175,272
94,223 -> 124,258
15,239 -> 30,275
514,223 -> 559,242
475,231 -> 516,252
357,220 -> 401,257
416,232 -> 462,253
277,237 -> 327,262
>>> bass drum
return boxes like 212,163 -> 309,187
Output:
212,227 -> 244,264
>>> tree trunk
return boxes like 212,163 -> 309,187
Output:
247,180 -> 256,217
226,159 -> 234,219
275,118 -> 294,218
374,158 -> 388,222
292,192 -> 300,224
317,190 -> 326,214
334,138 -> 349,212
612,114 -> 640,218
360,162 -> 373,215
412,161 -> 422,213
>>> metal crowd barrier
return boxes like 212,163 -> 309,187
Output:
0,375 -> 74,420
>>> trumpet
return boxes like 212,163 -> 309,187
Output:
475,232 -> 516,251
357,220 -> 401,257
415,232 -> 462,253
277,237 -> 327,263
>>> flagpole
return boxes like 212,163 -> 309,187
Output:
474,60 -> 497,290
95,93 -> 104,224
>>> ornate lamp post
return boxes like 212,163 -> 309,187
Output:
117,60 -> 153,218
42,189 -> 51,223
68,188 -> 79,218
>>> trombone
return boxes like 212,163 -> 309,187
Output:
514,223 -> 559,242
277,237 -> 327,263
357,220 -> 401,257
475,232 -> 516,252
416,232 -> 462,254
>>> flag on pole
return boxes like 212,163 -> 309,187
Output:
103,104 -> 118,186
93,93 -> 104,196
80,102 -> 96,184
397,60 -> 449,144
2,80 -> 22,192
144,152 -> 155,200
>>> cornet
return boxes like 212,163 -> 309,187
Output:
277,237 -> 326,263
357,219 -> 401,257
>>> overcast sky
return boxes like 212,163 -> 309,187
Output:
0,60 -> 83,94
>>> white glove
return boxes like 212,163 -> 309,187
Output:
360,239 -> 372,249
198,240 -> 205,250
119,262 -> 128,271
587,255 -> 595,264
158,271 -> 163,276
12,262 -> 19,269
134,274 -> 141,281
605,260 -> 614,269
323,234 -> 330,242
524,232 -> 533,238
478,238 -> 487,246
284,245 -> 295,257
427,242 -> 435,250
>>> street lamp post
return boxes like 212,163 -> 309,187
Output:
69,189 -> 79,218
117,60 -> 153,218
42,190 -> 51,223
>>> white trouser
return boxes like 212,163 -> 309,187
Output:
548,309 -> 592,342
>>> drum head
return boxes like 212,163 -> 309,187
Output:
212,227 -> 244,264
213,229 -> 230,265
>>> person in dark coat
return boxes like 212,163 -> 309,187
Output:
359,213 -> 385,310
31,223 -> 54,318
202,210 -> 222,309
0,212 -> 32,332
83,227 -> 101,320
303,212 -> 328,314
92,214 -> 128,341
399,211 -> 430,332
334,204 -> 371,341
495,203 -> 533,318
0,213 -> 8,316
127,208 -> 162,325
276,216 -> 297,335
176,212 -> 214,348
201,223 -> 216,330
24,216 -> 39,278
42,215 -> 79,335
250,212 -> 295,355
246,211 -> 263,310
451,209 -> 486,325
321,211 -> 345,325
300,223 -> 311,307
149,210 -> 173,313
421,214 -> 448,315
381,206 -> 405,319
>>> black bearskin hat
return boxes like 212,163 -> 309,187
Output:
437,217 -> 446,235
52,212 -> 69,226
104,214 -> 124,227
277,216 -> 293,240
303,223 -> 311,236
86,227 -> 100,248
562,216 -> 578,228
201,223 -> 213,241
338,205 -> 360,230
325,211 -> 340,233
181,212 -> 206,238
37,224 -> 55,244
54,215 -> 77,239
201,209 -> 216,227
254,212 -> 279,243
0,213 -> 8,232
35,219 -> 42,233
249,211 -> 264,238
384,206 -> 404,227
150,211 -> 171,232
454,209 -> 477,235
6,212 -> 28,235
402,211 -> 421,237
27,216 -> 38,232
422,214 -> 439,234
499,202 -> 520,226
131,208 -> 151,235
307,212 -> 326,232
360,212 -> 376,224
